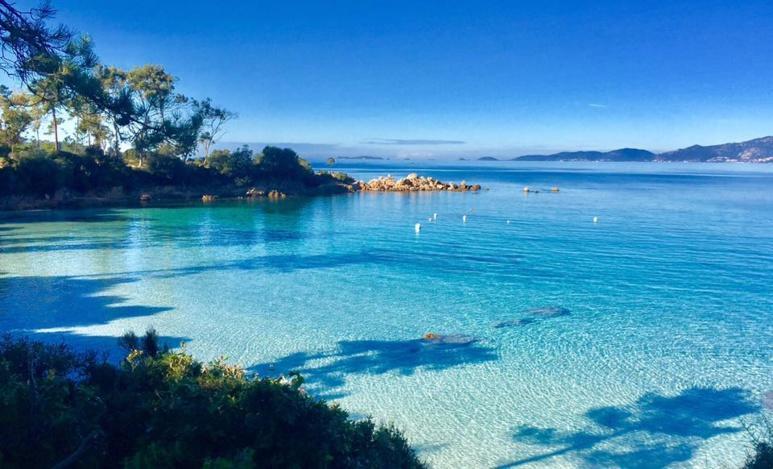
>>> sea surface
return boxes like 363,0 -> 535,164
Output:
1,161 -> 772,468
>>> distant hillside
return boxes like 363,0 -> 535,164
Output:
478,156 -> 499,161
656,136 -> 773,162
513,148 -> 655,162
509,136 -> 773,163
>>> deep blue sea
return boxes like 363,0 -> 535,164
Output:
1,161 -> 772,468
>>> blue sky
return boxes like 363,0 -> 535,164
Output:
20,0 -> 773,157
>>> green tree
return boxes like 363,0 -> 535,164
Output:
257,146 -> 312,179
195,98 -> 236,158
0,86 -> 34,151
0,2 -> 72,82
127,65 -> 175,123
95,65 -> 133,155
29,72 -> 66,151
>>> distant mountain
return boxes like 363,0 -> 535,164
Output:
513,148 -> 655,162
656,136 -> 773,162
336,156 -> 384,160
508,136 -> 773,163
478,156 -> 499,161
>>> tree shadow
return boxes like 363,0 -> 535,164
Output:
249,337 -> 498,399
497,387 -> 760,468
0,274 -> 186,359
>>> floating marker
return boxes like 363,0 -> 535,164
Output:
433,213 -> 438,220
463,215 -> 468,223
506,220 -> 511,224
428,217 -> 433,222
415,223 -> 422,233
593,216 -> 599,223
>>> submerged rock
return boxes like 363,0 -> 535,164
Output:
422,333 -> 477,345
525,306 -> 570,318
493,318 -> 536,329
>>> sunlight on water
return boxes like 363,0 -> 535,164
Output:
1,162 -> 772,468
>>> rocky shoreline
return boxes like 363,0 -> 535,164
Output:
0,173 -> 481,210
352,173 -> 481,192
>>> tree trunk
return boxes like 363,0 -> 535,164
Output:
113,122 -> 120,156
51,107 -> 60,152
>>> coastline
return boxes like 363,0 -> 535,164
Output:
0,173 -> 482,211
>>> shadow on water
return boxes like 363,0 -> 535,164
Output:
249,338 -> 498,399
496,387 -> 760,468
0,274 -> 187,358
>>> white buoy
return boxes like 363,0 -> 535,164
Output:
415,223 -> 422,233
428,217 -> 433,222
463,215 -> 468,223
433,213 -> 438,220
593,216 -> 599,223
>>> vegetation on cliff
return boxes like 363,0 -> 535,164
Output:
0,332 -> 424,468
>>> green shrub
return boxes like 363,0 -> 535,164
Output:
256,146 -> 312,180
0,333 -> 424,469
145,153 -> 188,183
13,152 -> 62,195
205,146 -> 254,178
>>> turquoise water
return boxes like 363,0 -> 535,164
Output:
1,162 -> 772,468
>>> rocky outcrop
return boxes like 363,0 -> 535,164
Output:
245,188 -> 265,198
354,174 -> 482,192
244,188 -> 287,199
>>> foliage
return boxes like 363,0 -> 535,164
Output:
256,146 -> 313,180
318,170 -> 354,184
0,2 -> 357,199
744,415 -> 773,469
0,333 -> 424,469
204,146 -> 254,178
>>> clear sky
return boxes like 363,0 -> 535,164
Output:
21,0 -> 773,157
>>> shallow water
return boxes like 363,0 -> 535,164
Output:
1,162 -> 772,468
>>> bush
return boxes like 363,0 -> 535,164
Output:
0,333 -> 424,469
745,416 -> 773,469
205,146 -> 254,178
745,442 -> 773,468
0,143 -> 350,199
318,171 -> 354,184
145,153 -> 188,183
256,146 -> 312,180
13,152 -> 62,195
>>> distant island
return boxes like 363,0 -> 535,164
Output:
476,136 -> 773,163
336,156 -> 385,160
